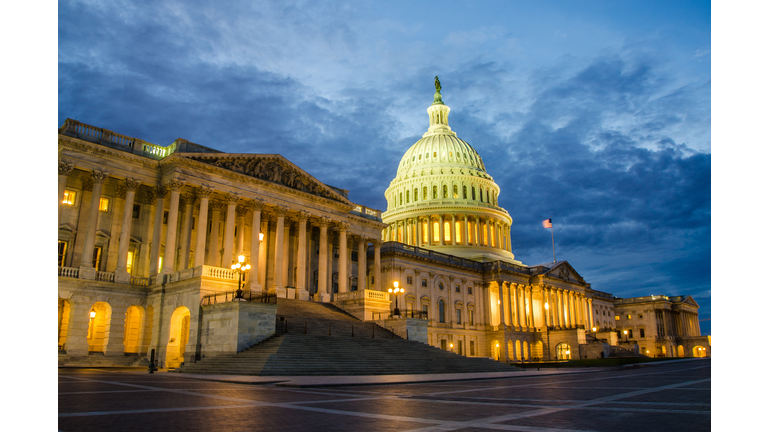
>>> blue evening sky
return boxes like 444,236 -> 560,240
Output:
57,0 -> 712,333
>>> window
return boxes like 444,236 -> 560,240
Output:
455,285 -> 461,293
628,329 -> 634,338
639,328 -> 645,338
615,315 -> 620,321
455,221 -> 461,243
421,279 -> 427,287
126,251 -> 134,274
433,151 -> 437,158
92,246 -> 102,269
406,190 -> 410,203
639,314 -> 643,319
399,193 -> 402,206
458,340 -> 463,356
432,185 -> 437,199
438,282 -> 444,290
444,221 -> 451,242
463,185 -> 467,199
433,222 -> 439,242
456,309 -> 462,324
440,339 -> 447,350
132,204 -> 140,218
351,251 -> 358,262
472,186 -> 476,200
468,286 -> 473,295
423,186 -> 427,201
407,276 -> 413,284
556,342 -> 571,360
62,190 -> 76,206
479,189 -> 483,202
627,314 -> 632,320
438,300 -> 445,323
453,185 -> 458,199
163,211 -> 169,224
58,241 -> 68,266
470,340 -> 475,356
414,189 -> 418,201
422,304 -> 428,315
469,310 -> 474,325
99,198 -> 109,212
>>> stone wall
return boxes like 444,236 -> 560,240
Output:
200,301 -> 278,357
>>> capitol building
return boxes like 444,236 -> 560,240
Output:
57,82 -> 710,369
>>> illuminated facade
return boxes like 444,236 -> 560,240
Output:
57,87 -> 710,368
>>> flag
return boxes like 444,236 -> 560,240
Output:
542,218 -> 552,229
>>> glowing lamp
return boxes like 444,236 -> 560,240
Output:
89,307 -> 96,319
496,343 -> 499,348
394,281 -> 399,288
450,343 -> 453,348
259,232 -> 264,242
566,350 -> 570,355
623,330 -> 628,334
238,255 -> 245,263
592,327 -> 597,332
544,302 -> 549,310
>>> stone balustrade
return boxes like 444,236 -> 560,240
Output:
96,271 -> 115,282
58,267 -> 79,278
130,276 -> 149,286
335,289 -> 390,302
201,265 -> 238,280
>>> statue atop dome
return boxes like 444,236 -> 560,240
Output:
432,75 -> 444,105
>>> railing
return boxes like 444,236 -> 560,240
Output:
59,118 -> 172,160
380,243 -> 487,271
201,265 -> 238,280
200,291 -> 277,306
372,310 -> 428,320
96,271 -> 115,282
350,204 -> 382,221
130,276 -> 149,286
334,289 -> 390,302
58,266 -> 79,278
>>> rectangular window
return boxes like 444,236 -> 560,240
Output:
407,276 -> 413,284
639,328 -> 645,338
433,222 -> 439,242
615,315 -> 620,321
455,285 -> 460,293
440,340 -> 447,350
333,248 -> 339,258
351,251 -> 358,262
126,251 -> 134,274
421,279 -> 427,287
469,310 -> 474,326
456,309 -> 461,324
58,241 -> 68,266
163,211 -> 169,224
423,222 -> 428,243
628,329 -> 634,338
422,304 -> 428,315
132,204 -> 140,218
92,246 -> 102,269
639,314 -> 643,319
468,286 -> 473,295
627,314 -> 632,320
62,190 -> 76,206
444,221 -> 451,242
470,340 -> 475,356
332,283 -> 338,293
455,221 -> 461,243
99,198 -> 109,212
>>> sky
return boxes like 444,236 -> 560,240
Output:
57,0 -> 711,334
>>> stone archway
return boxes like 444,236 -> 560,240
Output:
58,299 -> 71,351
123,306 -> 145,354
491,340 -> 501,361
166,307 -> 191,368
693,345 -> 707,358
677,345 -> 685,358
556,342 -> 571,361
87,302 -> 111,353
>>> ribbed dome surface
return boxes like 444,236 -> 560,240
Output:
395,133 -> 487,180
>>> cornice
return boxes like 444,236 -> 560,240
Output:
58,136 -> 159,170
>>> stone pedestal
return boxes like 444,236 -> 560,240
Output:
314,292 -> 330,303
114,270 -> 131,284
78,266 -> 96,280
378,317 -> 428,343
200,301 -> 278,357
296,289 -> 310,300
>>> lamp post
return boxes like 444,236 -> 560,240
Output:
623,329 -> 628,343
231,254 -> 251,299
388,281 -> 402,317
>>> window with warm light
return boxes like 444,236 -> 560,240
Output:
433,222 -> 439,242
438,300 -> 445,323
615,315 -> 620,321
92,246 -> 102,269
63,190 -> 76,206
99,197 -> 109,212
455,222 -> 461,243
456,309 -> 461,324
126,251 -> 134,274
58,241 -> 68,266
470,340 -> 475,356
469,310 -> 474,325
444,221 -> 451,242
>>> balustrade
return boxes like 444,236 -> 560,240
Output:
58,266 -> 79,278
95,271 -> 115,282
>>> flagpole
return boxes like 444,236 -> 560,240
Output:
550,222 -> 556,262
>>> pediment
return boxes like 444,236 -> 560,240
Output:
544,261 -> 586,284
181,154 -> 351,204
59,222 -> 75,233
683,296 -> 699,307
95,229 -> 111,240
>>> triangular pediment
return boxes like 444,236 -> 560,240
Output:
544,261 -> 586,284
683,296 -> 699,307
181,153 -> 351,204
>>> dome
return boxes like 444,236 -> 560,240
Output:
381,79 -> 520,264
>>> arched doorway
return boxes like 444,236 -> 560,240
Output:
677,345 -> 685,358
87,302 -> 111,353
556,342 -> 571,361
693,346 -> 707,358
58,299 -> 71,351
491,340 -> 501,361
123,306 -> 145,354
531,341 -> 543,361
507,341 -> 515,362
166,307 -> 191,368
515,340 -> 521,361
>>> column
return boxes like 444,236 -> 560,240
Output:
104,303 -> 129,355
357,236 -> 367,291
486,218 -> 492,247
451,214 -> 457,245
282,221 -> 291,285
497,282 -> 506,329
114,178 -> 141,282
416,217 -> 423,247
247,199 -> 265,292
207,200 -> 224,266
337,222 -> 349,293
58,161 -> 74,226
178,193 -> 194,270
236,205 -> 247,256
495,220 -> 501,249
161,179 -> 185,275
588,299 -> 594,329
295,211 -> 309,296
315,216 -> 330,301
79,170 -> 109,276
463,215 -> 469,246
149,186 -> 167,276
525,286 -> 532,328
474,216 -> 480,246
138,189 -> 156,277
439,214 -> 445,245
427,216 -> 433,246
221,192 -> 239,267
517,284 -> 525,329
193,185 -> 213,268
271,205 -> 288,295
557,289 -> 564,328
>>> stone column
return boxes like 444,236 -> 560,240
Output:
357,236 -> 368,291
149,186 -> 167,276
178,193 -> 194,270
246,199 -> 265,293
463,215 -> 469,245
527,286 -> 534,328
451,214 -> 457,245
271,206 -> 288,297
282,220 -> 291,286
104,303 -> 129,355
114,178 -> 141,283
58,161 -> 74,226
193,186 -> 213,268
236,205 -> 247,256
417,217 -> 423,247
337,221 -> 349,293
427,216 -> 434,246
295,211 -> 309,298
161,179 -> 185,275
496,221 -> 502,250
79,170 -> 109,278
438,214 -> 445,245
497,282 -> 506,329
371,239 -> 381,291
138,189 -> 156,277
315,216 -> 330,302
221,192 -> 239,268
558,289 -> 565,328
207,200 -> 223,266
474,216 -> 480,246
486,218 -> 492,247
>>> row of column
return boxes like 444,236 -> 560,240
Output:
541,286 -> 593,330
385,214 -> 511,252
489,281 -> 594,332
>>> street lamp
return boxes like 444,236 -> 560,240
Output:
388,281 -> 402,316
623,329 -> 628,343
231,255 -> 251,299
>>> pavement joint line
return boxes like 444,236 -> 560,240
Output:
58,404 -> 257,418
399,377 -> 711,432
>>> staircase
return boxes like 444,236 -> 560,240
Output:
176,298 -> 514,376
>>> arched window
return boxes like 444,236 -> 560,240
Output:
556,342 -> 571,360
463,185 -> 467,199
432,185 -> 438,199
399,193 -> 402,206
423,186 -> 428,201
438,300 -> 446,323
480,188 -> 484,202
443,185 -> 448,198
406,190 -> 410,203
453,185 -> 458,199
414,189 -> 418,201
472,186 -> 476,200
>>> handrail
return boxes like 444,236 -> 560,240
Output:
58,266 -> 79,278
200,290 -> 277,306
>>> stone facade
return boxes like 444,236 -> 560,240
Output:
57,91 -> 710,369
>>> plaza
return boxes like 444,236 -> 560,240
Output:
58,358 -> 711,431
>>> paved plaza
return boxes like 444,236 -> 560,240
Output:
59,359 -> 710,431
